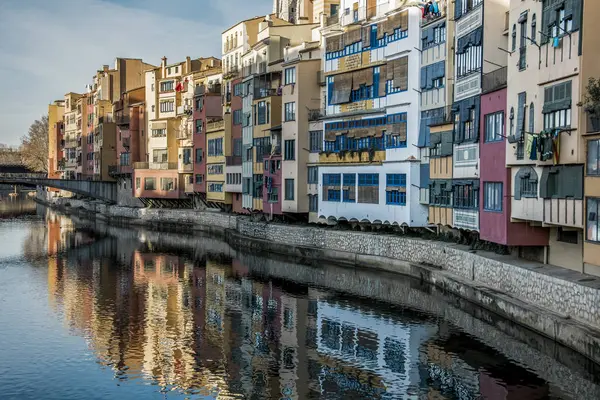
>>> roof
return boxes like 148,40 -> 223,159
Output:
222,15 -> 266,34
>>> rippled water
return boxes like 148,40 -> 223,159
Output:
0,201 -> 599,399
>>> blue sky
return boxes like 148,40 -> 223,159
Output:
0,0 -> 271,145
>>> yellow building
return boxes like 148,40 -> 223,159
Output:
206,117 -> 231,205
48,100 -> 65,179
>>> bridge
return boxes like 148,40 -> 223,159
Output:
0,173 -> 118,203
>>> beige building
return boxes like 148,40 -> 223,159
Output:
506,0 -> 585,271
48,100 -> 65,180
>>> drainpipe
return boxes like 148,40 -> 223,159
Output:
543,245 -> 549,265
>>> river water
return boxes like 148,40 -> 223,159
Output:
1,200 -> 599,399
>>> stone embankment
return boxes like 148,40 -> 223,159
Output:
39,195 -> 600,364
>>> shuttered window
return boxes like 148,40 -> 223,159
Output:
358,174 -> 379,204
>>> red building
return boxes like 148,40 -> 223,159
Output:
479,71 -> 548,247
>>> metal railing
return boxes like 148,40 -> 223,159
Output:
122,137 -> 130,148
482,67 -> 507,93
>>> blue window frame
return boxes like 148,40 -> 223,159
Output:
343,174 -> 355,203
386,173 -> 406,206
385,132 -> 407,148
358,173 -> 379,186
323,173 -> 341,185
484,182 -> 503,212
328,190 -> 341,201
351,85 -> 373,102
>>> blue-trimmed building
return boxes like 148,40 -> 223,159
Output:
316,1 -> 427,228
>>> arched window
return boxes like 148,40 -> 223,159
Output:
512,24 -> 517,52
531,14 -> 537,43
515,166 -> 538,200
529,103 -> 535,134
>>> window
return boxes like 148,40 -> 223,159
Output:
358,174 -> 379,204
268,187 -> 279,203
284,67 -> 296,85
151,128 -> 166,137
144,177 -> 155,190
135,177 -> 140,189
309,130 -> 323,152
160,178 -> 175,191
557,227 -> 579,244
254,137 -> 271,159
233,109 -> 242,125
464,108 -> 476,140
323,174 -> 341,202
460,0 -> 482,15
285,102 -> 296,121
195,148 -> 203,163
160,101 -> 174,113
352,84 -> 374,101
208,138 -> 224,156
386,174 -> 406,206
456,45 -> 482,78
343,174 -> 355,203
520,175 -> 537,197
256,101 -> 267,125
512,24 -> 517,52
285,179 -> 294,200
160,81 -> 174,92
330,4 -> 338,16
484,112 -> 504,142
208,182 -> 224,192
195,97 -> 203,111
543,81 -> 572,131
453,183 -> 479,209
195,174 -> 203,184
308,167 -> 318,184
309,194 -> 318,212
484,182 -> 502,211
182,148 -> 192,164
207,164 -> 223,174
284,140 -> 295,160
152,149 -> 168,163
588,198 -> 600,242
587,139 -> 600,176
120,152 -> 130,166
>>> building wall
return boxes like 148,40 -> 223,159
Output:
48,101 -> 65,179
133,169 -> 185,199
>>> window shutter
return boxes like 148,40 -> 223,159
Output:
516,92 -> 527,139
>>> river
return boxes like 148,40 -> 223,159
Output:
0,199 -> 599,399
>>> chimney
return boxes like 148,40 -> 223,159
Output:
161,56 -> 167,68
186,56 -> 191,74
103,65 -> 109,72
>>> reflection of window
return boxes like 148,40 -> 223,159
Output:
144,260 -> 155,272
588,198 -> 600,242
321,319 -> 341,351
384,338 -> 406,374
356,329 -> 377,362
587,139 -> 600,176
195,174 -> 203,184
283,347 -> 295,369
135,177 -> 140,189
283,307 -> 294,329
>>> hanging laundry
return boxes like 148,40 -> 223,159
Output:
541,133 -> 554,161
552,131 -> 560,165
529,136 -> 538,160
432,1 -> 439,15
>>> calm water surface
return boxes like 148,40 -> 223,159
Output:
0,200 -> 599,399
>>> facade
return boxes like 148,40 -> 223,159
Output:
62,93 -> 82,180
581,1 -> 600,275
318,1 -> 427,228
48,100 -> 65,180
507,0 -> 585,269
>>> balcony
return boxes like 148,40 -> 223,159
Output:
482,67 -> 507,94
456,3 -> 482,38
308,108 -> 325,121
133,162 -> 178,170
98,115 -> 114,124
453,209 -> 479,231
179,162 -> 193,173
258,62 -> 267,74
115,111 -> 130,126
207,120 -> 225,133
421,0 -> 447,26
254,88 -> 278,99
224,65 -> 239,79
177,128 -> 190,140
177,105 -> 193,116
226,156 -> 242,166
243,65 -> 254,77
324,13 -> 339,27
543,198 -> 584,229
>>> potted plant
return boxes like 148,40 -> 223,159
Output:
582,77 -> 600,132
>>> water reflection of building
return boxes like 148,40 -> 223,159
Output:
38,216 -> 561,399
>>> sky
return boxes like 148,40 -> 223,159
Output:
0,0 -> 272,146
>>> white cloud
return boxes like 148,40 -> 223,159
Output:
0,0 -> 271,145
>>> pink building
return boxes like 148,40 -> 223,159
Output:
479,71 -> 547,246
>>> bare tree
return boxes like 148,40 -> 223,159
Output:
21,115 -> 49,172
